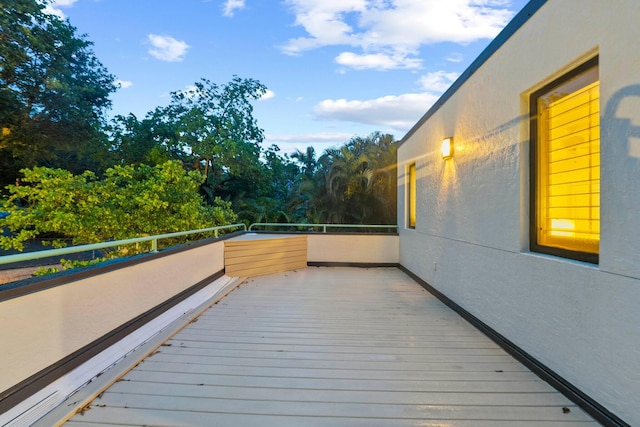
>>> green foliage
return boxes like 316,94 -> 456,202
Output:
107,76 -> 275,214
291,132 -> 398,225
33,267 -> 60,276
0,0 -> 116,188
165,76 -> 266,176
33,257 -> 109,276
0,161 -> 236,253
0,2 -> 397,230
108,113 -> 172,166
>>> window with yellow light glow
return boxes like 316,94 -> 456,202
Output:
408,163 -> 416,228
530,57 -> 599,263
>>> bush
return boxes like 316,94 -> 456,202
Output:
0,161 -> 237,255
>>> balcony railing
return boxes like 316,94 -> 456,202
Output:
0,223 -> 247,267
248,222 -> 398,233
0,223 -> 397,268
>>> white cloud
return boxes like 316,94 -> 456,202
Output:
335,51 -> 421,70
282,0 -> 515,70
265,132 -> 357,154
281,0 -> 367,55
418,71 -> 460,93
147,34 -> 190,62
446,52 -> 464,63
222,0 -> 245,17
115,79 -> 133,89
313,92 -> 440,131
43,0 -> 79,18
266,132 -> 355,145
259,89 -> 276,101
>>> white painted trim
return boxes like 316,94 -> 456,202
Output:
1,275 -> 241,427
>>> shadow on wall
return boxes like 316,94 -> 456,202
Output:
604,84 -> 640,160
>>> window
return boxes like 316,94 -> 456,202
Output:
408,163 -> 416,228
530,57 -> 599,263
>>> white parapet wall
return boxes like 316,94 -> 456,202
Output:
397,0 -> 640,424
0,239 -> 227,425
307,233 -> 399,264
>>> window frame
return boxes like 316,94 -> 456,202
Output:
529,56 -> 600,264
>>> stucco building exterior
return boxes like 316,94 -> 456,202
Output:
398,0 -> 640,425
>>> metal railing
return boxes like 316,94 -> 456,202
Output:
0,222 -> 398,267
248,223 -> 398,233
0,223 -> 246,266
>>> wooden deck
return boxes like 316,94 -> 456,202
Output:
64,267 -> 598,426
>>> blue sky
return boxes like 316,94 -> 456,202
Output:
46,0 -> 529,154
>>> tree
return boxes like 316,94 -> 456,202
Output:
108,113 -> 179,166
291,146 -> 318,179
0,0 -> 116,187
167,77 -> 266,175
234,145 -> 300,225
297,132 -> 397,225
105,77 -> 302,225
0,161 -> 236,253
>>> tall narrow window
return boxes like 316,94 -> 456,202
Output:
408,163 -> 416,228
531,57 -> 599,263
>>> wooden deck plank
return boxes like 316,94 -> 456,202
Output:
105,381 -> 575,406
87,393 -> 594,422
168,333 -> 504,348
223,249 -> 307,266
140,358 -> 535,381
189,320 -> 475,332
145,346 -> 507,361
158,341 -> 507,356
149,348 -> 520,365
64,267 -> 598,426
224,241 -> 307,256
67,408 -> 597,427
114,370 -> 556,393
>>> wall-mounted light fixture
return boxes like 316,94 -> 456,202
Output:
441,137 -> 453,159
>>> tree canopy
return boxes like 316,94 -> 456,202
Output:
0,0 -> 116,187
0,161 -> 236,253
0,1 -> 398,260
293,132 -> 397,225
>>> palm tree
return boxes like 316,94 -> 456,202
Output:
305,132 -> 397,225
291,146 -> 317,178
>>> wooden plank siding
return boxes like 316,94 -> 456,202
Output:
63,268 -> 598,426
224,235 -> 307,277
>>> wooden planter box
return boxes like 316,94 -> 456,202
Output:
224,235 -> 307,277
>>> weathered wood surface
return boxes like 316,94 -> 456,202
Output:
65,267 -> 597,426
224,235 -> 307,277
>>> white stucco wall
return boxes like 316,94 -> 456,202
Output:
398,1 -> 640,424
0,241 -> 225,394
307,234 -> 399,264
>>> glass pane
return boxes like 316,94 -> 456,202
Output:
536,64 -> 599,255
408,163 -> 416,228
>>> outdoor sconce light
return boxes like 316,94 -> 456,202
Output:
441,137 -> 453,159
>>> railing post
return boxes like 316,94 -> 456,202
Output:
151,239 -> 158,253
323,225 -> 327,233
214,229 -> 219,238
